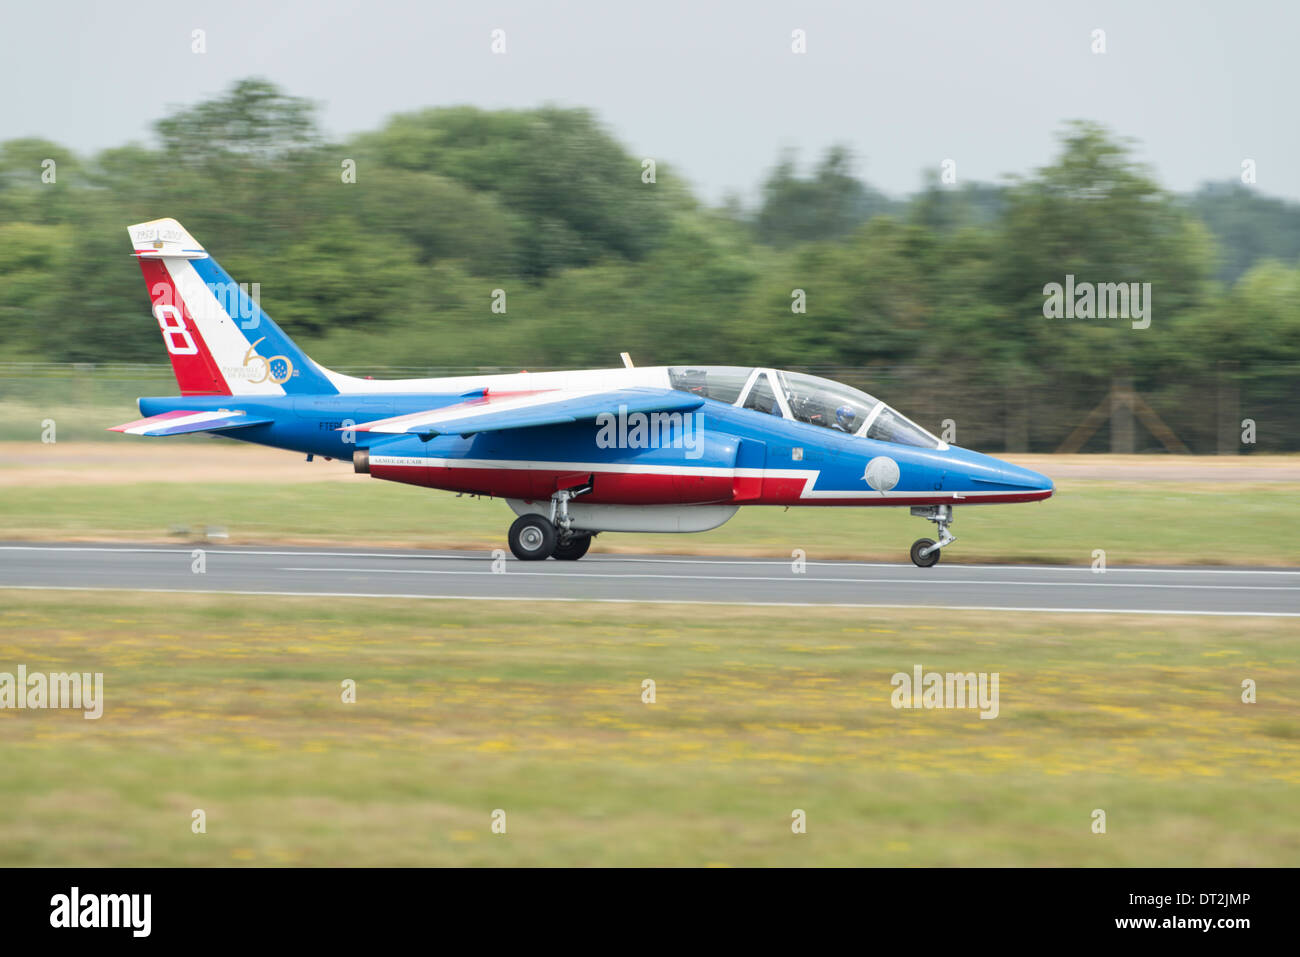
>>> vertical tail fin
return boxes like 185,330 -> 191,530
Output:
128,219 -> 336,396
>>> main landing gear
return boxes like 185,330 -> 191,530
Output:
551,534 -> 592,561
506,485 -> 595,561
507,514 -> 556,560
909,505 -> 955,568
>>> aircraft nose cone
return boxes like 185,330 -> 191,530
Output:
945,447 -> 1054,496
1002,462 -> 1055,496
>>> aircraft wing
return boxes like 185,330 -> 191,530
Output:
352,387 -> 704,437
108,410 -> 273,437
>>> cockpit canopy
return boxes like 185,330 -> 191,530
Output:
667,366 -> 943,450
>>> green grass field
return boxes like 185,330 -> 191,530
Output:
3,427 -> 1296,865
1,592 -> 1295,866
1,477 -> 1296,566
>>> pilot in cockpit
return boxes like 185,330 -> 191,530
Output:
832,404 -> 859,432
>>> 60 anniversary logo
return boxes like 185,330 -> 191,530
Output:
240,337 -> 294,385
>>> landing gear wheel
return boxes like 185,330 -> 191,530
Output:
508,515 -> 557,561
908,505 -> 955,566
910,538 -> 940,568
551,535 -> 592,561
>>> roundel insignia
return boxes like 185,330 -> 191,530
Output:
862,456 -> 900,492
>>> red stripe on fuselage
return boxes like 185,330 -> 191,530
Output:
365,462 -> 1052,507
369,463 -> 735,505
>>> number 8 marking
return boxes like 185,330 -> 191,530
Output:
154,304 -> 198,355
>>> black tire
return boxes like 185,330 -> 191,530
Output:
910,538 -> 940,568
508,515 -> 557,561
551,534 -> 592,561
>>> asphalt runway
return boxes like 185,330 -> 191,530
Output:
0,542 -> 1297,616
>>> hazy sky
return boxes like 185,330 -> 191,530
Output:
3,0 -> 1295,202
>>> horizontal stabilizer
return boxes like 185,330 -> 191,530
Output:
109,410 -> 273,437
128,219 -> 209,260
351,387 -> 705,437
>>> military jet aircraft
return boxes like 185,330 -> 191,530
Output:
112,219 -> 1053,566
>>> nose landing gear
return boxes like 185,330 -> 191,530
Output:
909,505 -> 955,568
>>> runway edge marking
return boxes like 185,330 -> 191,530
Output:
2,545 -> 1298,575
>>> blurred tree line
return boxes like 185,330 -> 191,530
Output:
1,78 -> 1297,449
